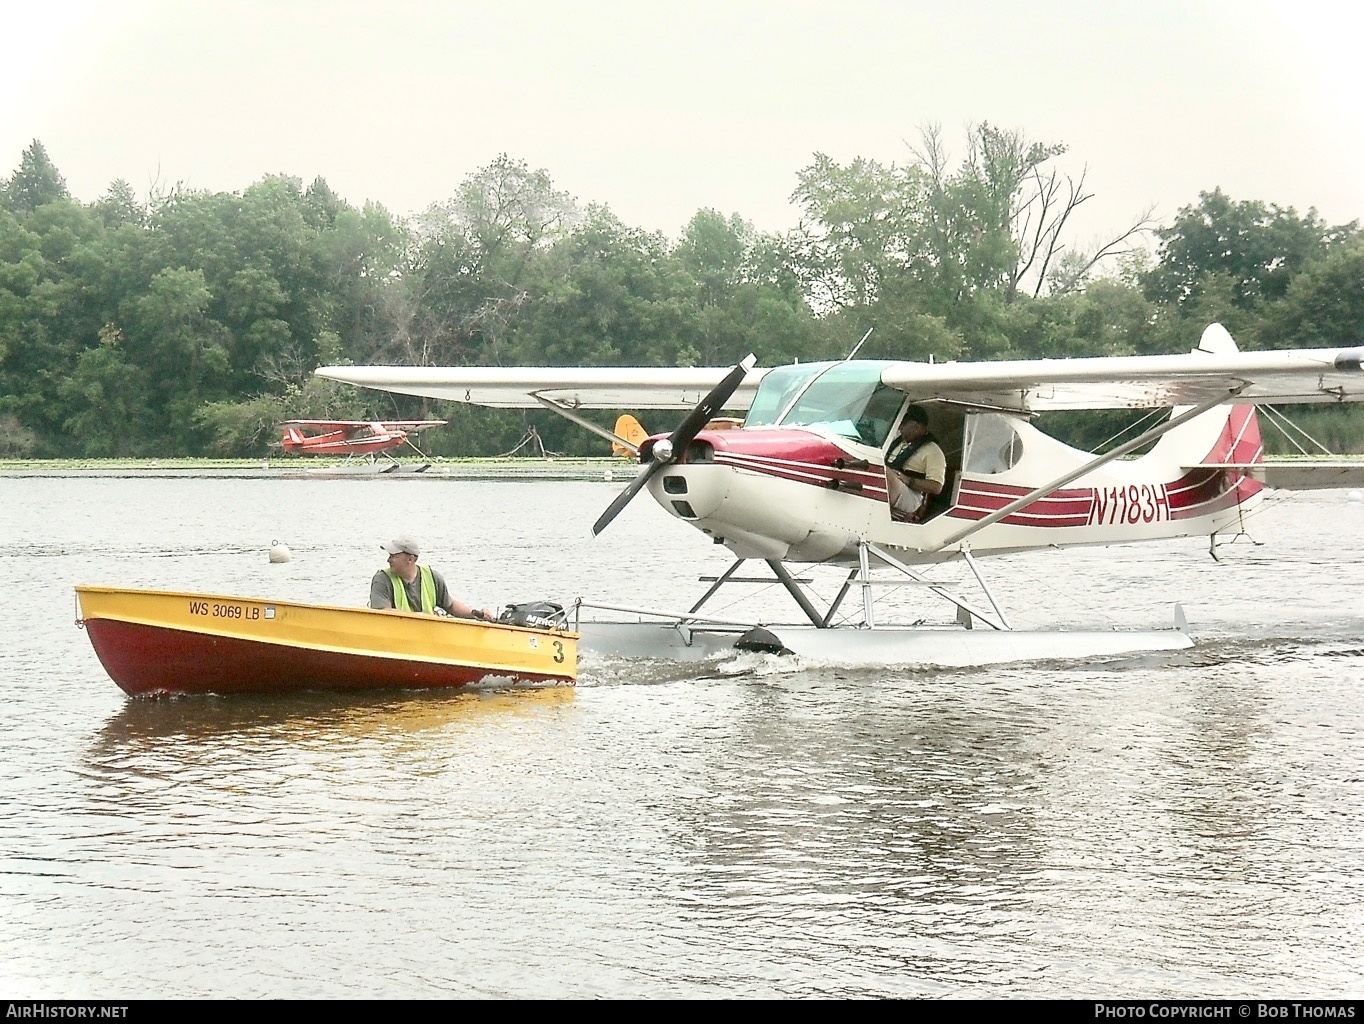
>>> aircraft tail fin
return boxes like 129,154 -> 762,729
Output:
1152,325 -> 1265,471
280,427 -> 306,453
1143,325 -> 1267,514
612,414 -> 648,458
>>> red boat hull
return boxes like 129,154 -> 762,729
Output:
83,619 -> 570,697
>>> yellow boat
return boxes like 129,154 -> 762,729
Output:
74,586 -> 577,697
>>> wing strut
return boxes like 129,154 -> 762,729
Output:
927,385 -> 1247,555
573,543 -> 1011,634
687,558 -> 749,613
533,393 -> 640,454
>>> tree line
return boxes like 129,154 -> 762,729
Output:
2,126 -> 1361,459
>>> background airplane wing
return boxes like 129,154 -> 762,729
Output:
279,419 -> 446,429
315,366 -> 768,410
278,419 -> 375,428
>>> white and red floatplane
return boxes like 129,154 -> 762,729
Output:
315,324 -> 1364,667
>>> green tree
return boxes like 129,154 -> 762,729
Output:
673,209 -> 825,366
788,125 -> 1152,362
2,140 -> 69,213
123,266 -> 228,445
93,179 -> 144,228
316,201 -> 413,364
509,205 -> 695,367
404,155 -> 577,367
56,340 -> 153,456
0,200 -> 110,452
1256,237 -> 1364,349
677,209 -> 748,310
0,412 -> 38,456
790,152 -> 919,311
1143,188 -> 1359,314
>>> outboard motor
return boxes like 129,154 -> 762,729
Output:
498,601 -> 568,630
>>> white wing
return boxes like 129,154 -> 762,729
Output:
881,325 -> 1364,412
316,365 -> 768,410
318,326 -> 1364,414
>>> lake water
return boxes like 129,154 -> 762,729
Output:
1,474 -> 1362,998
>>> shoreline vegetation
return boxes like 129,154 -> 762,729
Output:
4,139 -> 1363,462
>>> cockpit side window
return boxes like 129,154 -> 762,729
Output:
963,413 -> 1023,474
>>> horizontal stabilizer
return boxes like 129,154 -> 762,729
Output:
1188,460 -> 1364,490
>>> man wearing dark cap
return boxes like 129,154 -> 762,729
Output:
370,535 -> 494,620
885,405 -> 946,521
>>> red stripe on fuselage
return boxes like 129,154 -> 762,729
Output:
948,478 -> 1094,526
691,430 -> 890,496
677,426 -> 1261,530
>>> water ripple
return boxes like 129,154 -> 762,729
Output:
1,480 -> 1361,996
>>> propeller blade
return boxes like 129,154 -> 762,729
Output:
667,354 -> 756,452
591,461 -> 662,536
591,354 -> 756,537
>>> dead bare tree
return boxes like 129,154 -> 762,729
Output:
914,123 -> 1155,301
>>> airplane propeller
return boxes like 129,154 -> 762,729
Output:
592,354 -> 756,536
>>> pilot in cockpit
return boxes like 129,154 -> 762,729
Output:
885,406 -> 946,521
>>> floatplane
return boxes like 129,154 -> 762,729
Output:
316,324 -> 1364,667
278,418 -> 446,472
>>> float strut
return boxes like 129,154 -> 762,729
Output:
688,558 -> 747,614
858,542 -> 875,628
765,559 -> 828,628
820,568 -> 861,627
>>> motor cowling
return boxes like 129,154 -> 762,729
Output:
497,601 -> 567,630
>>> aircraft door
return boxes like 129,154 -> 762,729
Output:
883,401 -> 962,523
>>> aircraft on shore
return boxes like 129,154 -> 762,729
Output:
277,419 -> 445,466
316,325 -> 1364,665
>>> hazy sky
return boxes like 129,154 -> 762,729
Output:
5,0 -> 1362,245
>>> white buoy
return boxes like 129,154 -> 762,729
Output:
1349,490 -> 1362,503
604,468 -> 614,482
269,540 -> 292,563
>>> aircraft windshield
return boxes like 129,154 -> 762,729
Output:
744,363 -> 829,427
746,361 -> 901,446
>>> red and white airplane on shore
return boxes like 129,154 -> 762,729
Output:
278,419 -> 446,460
317,324 -> 1364,665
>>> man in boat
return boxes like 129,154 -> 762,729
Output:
885,405 -> 946,522
370,536 -> 495,620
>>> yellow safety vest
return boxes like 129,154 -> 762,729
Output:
385,565 -> 437,614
